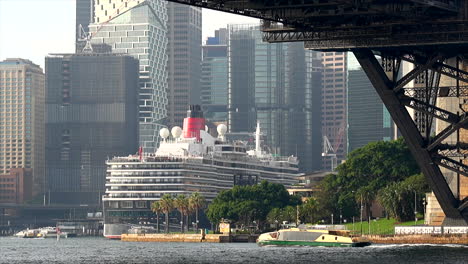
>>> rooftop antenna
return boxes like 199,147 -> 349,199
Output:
78,24 -> 93,53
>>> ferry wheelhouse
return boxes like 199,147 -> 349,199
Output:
103,105 -> 301,238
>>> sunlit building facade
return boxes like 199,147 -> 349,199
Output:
0,58 -> 45,196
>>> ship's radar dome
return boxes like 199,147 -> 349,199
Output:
205,125 -> 209,132
159,128 -> 170,139
171,126 -> 183,138
217,124 -> 227,136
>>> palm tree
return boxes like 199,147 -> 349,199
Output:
175,194 -> 189,233
160,194 -> 174,233
150,201 -> 162,233
189,192 -> 206,232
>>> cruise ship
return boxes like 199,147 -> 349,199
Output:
103,105 -> 301,238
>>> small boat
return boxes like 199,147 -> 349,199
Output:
14,227 -> 68,239
36,227 -> 68,238
14,229 -> 39,238
257,226 -> 371,247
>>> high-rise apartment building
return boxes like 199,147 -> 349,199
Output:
348,68 -> 394,152
228,25 -> 322,172
75,0 -> 94,52
201,29 -> 228,123
167,3 -> 202,127
321,52 -> 347,169
45,53 -> 139,204
89,0 -> 168,152
0,58 -> 45,196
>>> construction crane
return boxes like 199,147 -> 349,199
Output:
78,24 -> 93,53
322,135 -> 337,172
76,0 -> 138,53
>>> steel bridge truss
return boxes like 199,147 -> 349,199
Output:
354,49 -> 468,222
164,0 -> 468,223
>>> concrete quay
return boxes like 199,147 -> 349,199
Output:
121,233 -> 258,243
368,234 -> 468,244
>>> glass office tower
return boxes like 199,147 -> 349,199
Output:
90,0 -> 168,152
228,25 -> 322,172
45,53 -> 139,204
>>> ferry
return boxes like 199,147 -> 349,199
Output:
103,105 -> 302,239
257,225 -> 371,247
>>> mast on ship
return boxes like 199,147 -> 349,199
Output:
255,122 -> 262,156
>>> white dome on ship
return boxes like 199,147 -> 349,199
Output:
159,128 -> 170,139
205,125 -> 209,132
217,124 -> 227,136
171,126 -> 183,138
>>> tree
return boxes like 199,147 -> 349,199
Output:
175,194 -> 189,233
377,173 -> 430,221
150,201 -> 162,233
189,192 -> 206,232
355,186 -> 376,219
206,181 -> 301,230
299,198 -> 319,224
315,139 -> 421,221
160,194 -> 174,233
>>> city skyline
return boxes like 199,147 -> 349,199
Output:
0,0 -> 259,68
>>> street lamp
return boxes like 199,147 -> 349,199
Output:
331,214 -> 334,225
414,190 -> 418,225
422,197 -> 426,224
274,220 -> 279,231
180,221 -> 183,233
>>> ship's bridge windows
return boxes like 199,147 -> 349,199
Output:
221,146 -> 234,151
136,201 -> 147,208
120,201 -> 133,208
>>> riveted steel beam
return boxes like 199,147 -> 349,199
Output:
353,48 -> 464,221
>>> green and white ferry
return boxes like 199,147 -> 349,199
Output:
257,225 -> 371,247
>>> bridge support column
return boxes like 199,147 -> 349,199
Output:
353,49 -> 468,224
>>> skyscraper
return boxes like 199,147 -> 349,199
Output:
75,0 -> 94,52
89,0 -> 168,152
228,25 -> 322,172
45,53 -> 139,204
321,52 -> 347,169
348,68 -> 394,152
201,29 -> 228,123
0,58 -> 45,197
167,2 -> 202,127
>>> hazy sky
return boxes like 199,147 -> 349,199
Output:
0,0 -> 259,68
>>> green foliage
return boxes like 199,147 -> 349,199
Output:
377,173 -> 429,221
206,181 -> 300,228
160,194 -> 174,233
299,198 -> 320,224
316,139 -> 421,221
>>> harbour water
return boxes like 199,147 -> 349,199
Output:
1,237 -> 467,264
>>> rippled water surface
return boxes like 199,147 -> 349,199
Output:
1,237 -> 467,264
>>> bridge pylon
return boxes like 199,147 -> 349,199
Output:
353,49 -> 468,224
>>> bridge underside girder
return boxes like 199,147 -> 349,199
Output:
165,0 -> 468,224
353,49 -> 468,222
